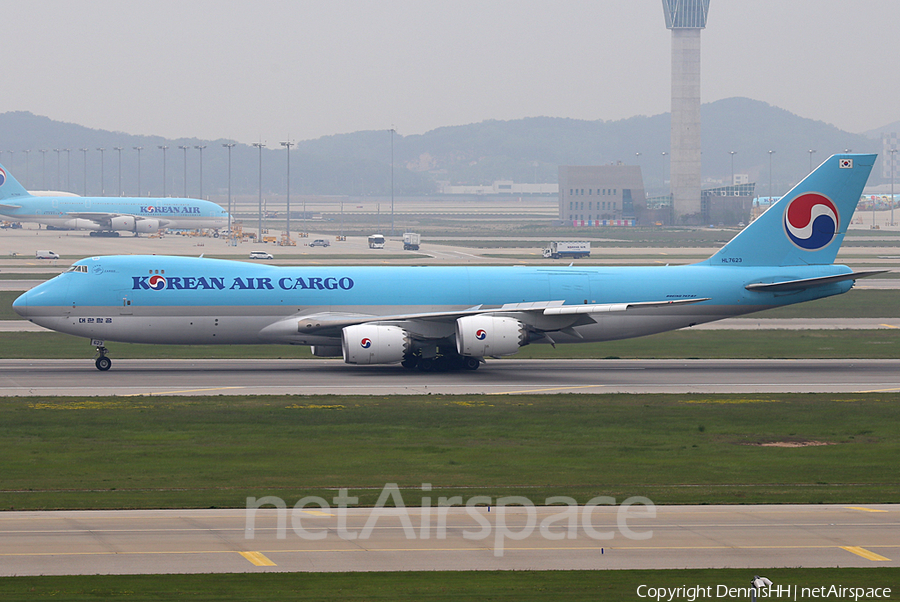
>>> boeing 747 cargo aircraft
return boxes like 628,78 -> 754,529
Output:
14,154 -> 881,371
0,163 -> 228,235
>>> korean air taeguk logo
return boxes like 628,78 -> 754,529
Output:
148,275 -> 167,290
783,193 -> 839,251
0,167 -> 6,187
475,329 -> 487,340
360,338 -> 372,349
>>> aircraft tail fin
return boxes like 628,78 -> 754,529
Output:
0,162 -> 33,202
702,153 -> 875,267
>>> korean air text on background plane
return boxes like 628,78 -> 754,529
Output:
14,154 -> 882,371
0,163 -> 228,235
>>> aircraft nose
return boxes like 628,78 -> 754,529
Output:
12,291 -> 28,318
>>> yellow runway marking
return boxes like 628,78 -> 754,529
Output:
2,544 -> 900,558
840,546 -> 891,561
123,386 -> 245,397
489,385 -> 606,395
240,551 -> 277,566
845,506 -> 888,513
879,323 -> 900,329
302,510 -> 335,517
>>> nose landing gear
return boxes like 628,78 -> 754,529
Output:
92,339 -> 112,371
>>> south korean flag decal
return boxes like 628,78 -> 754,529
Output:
839,158 -> 853,169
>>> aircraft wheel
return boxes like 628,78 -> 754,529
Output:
95,356 -> 112,371
401,356 -> 418,370
417,358 -> 435,372
463,357 -> 480,371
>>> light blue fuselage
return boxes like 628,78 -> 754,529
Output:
14,255 -> 851,346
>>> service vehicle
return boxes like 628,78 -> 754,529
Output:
403,232 -> 421,250
542,241 -> 591,259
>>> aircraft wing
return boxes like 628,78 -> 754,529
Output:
744,270 -> 887,292
259,298 -> 709,341
66,212 -> 171,228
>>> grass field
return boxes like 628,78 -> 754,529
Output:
2,393 -> 897,510
0,568 -> 896,601
2,328 -> 899,360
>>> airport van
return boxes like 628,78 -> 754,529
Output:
35,250 -> 60,259
249,250 -> 274,260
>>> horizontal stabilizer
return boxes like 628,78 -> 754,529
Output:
745,270 -> 887,292
0,203 -> 22,210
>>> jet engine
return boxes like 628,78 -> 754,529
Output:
342,324 -> 410,365
134,219 -> 161,233
109,216 -> 136,230
456,315 -> 526,357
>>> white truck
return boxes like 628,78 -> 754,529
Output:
402,232 -> 421,250
542,241 -> 591,259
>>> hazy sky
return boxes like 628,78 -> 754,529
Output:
4,0 -> 898,144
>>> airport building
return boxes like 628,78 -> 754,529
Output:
663,0 -> 710,225
558,165 -> 644,226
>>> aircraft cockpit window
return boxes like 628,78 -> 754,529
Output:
65,265 -> 88,273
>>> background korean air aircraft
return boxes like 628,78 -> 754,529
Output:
0,163 -> 228,235
14,154 -> 881,372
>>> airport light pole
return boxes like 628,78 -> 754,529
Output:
660,151 -> 668,193
194,145 -> 206,199
253,142 -> 266,240
281,140 -> 293,242
96,147 -> 106,196
63,149 -> 71,192
808,149 -> 816,173
79,149 -> 88,195
133,146 -> 143,197
178,145 -> 189,198
223,143 -> 235,235
113,147 -> 124,196
22,150 -> 31,190
54,149 -> 61,190
390,127 -> 395,237
890,148 -> 897,227
768,150 -> 775,200
158,145 -> 168,197
39,149 -> 47,190
729,151 -> 737,193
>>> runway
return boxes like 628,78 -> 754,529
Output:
0,504 -> 895,575
2,358 -> 900,396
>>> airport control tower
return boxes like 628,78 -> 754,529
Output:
662,0 -> 709,224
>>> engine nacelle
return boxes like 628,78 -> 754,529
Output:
134,219 -> 161,233
342,324 -> 410,365
109,215 -> 136,230
456,315 -> 526,357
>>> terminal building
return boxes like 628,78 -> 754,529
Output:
558,165 -> 644,226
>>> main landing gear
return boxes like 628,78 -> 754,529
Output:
401,352 -> 482,372
93,340 -> 112,371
